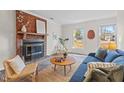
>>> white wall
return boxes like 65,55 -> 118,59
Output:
117,11 -> 124,50
62,17 -> 116,54
47,20 -> 61,55
0,11 -> 16,70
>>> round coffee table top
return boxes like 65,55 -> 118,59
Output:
50,56 -> 75,66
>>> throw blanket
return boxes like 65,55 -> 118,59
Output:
83,65 -> 124,82
84,62 -> 117,77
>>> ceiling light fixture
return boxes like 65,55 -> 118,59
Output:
50,17 -> 54,20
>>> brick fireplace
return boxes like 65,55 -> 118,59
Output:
22,39 -> 44,61
16,10 -> 47,61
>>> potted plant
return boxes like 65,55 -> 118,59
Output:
58,37 -> 69,58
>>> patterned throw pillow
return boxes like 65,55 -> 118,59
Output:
95,48 -> 107,60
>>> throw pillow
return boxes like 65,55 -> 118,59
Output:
95,48 -> 107,60
116,49 -> 124,56
105,51 -> 120,62
8,55 -> 25,74
112,56 -> 124,65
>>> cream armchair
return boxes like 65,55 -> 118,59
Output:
3,60 -> 38,82
84,62 -> 116,77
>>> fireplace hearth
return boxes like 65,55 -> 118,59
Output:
22,39 -> 44,61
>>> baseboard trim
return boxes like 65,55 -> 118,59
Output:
68,52 -> 88,55
50,52 -> 88,56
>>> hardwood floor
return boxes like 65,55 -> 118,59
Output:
0,54 -> 86,82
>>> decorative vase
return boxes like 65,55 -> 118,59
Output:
21,25 -> 27,32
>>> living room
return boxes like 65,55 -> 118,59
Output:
1,10 -> 124,82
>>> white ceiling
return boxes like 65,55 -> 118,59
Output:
30,10 -> 117,25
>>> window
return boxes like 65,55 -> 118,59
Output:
100,24 -> 117,49
73,28 -> 84,48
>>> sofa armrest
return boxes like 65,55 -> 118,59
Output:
70,64 -> 87,82
83,69 -> 109,82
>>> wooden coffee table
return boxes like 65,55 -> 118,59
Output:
50,56 -> 75,76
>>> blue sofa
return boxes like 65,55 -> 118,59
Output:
70,49 -> 124,82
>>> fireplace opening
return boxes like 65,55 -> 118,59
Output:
22,39 -> 44,61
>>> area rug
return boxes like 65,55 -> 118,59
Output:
37,54 -> 87,82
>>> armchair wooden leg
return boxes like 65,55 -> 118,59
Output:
4,73 -> 8,82
35,66 -> 38,81
4,77 -> 7,82
32,72 -> 36,82
32,67 -> 38,82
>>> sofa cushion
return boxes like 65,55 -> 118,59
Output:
95,48 -> 107,60
116,49 -> 124,56
105,51 -> 120,62
83,56 -> 103,64
8,55 -> 25,74
112,56 -> 124,65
